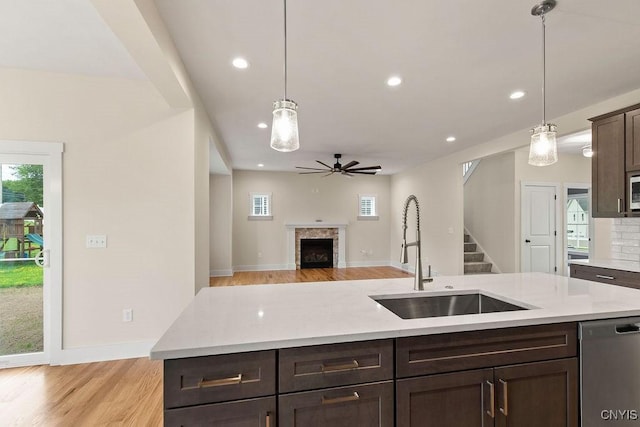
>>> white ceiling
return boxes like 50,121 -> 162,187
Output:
0,1 -> 637,174
0,0 -> 145,79
154,0 -> 640,174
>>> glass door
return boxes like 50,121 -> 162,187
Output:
0,154 -> 51,367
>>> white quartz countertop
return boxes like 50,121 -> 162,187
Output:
569,258 -> 640,273
150,272 -> 640,360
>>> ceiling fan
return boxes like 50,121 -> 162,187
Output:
296,154 -> 382,177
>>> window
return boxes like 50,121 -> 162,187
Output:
249,193 -> 273,220
358,195 -> 378,220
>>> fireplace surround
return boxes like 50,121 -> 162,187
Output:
285,223 -> 347,269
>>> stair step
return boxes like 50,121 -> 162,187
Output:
464,252 -> 484,262
464,234 -> 471,243
464,242 -> 477,252
464,261 -> 492,274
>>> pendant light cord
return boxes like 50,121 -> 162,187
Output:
541,14 -> 546,126
283,0 -> 288,101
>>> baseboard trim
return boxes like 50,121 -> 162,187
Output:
345,260 -> 392,268
210,269 -> 233,277
233,264 -> 291,272
51,340 -> 156,366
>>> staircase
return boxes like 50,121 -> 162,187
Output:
464,234 -> 493,274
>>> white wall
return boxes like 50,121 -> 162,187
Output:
232,170 -> 391,270
514,150 -> 592,273
0,68 -> 196,352
210,174 -> 233,276
391,88 -> 640,276
464,152 -> 516,272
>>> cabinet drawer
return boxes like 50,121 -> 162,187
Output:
396,323 -> 577,378
278,381 -> 394,427
164,350 -> 276,409
570,264 -> 640,289
279,339 -> 393,393
164,396 -> 275,427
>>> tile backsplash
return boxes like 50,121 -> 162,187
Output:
611,218 -> 640,262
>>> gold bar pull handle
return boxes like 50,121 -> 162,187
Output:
321,391 -> 360,405
484,380 -> 495,418
265,411 -> 271,427
499,379 -> 508,416
199,373 -> 242,388
321,359 -> 359,372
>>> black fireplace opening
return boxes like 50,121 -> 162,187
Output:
300,238 -> 334,269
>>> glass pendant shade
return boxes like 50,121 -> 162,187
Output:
270,99 -> 299,152
528,123 -> 558,166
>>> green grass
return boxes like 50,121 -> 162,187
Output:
0,261 -> 43,288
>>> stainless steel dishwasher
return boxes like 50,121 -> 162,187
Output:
580,318 -> 640,426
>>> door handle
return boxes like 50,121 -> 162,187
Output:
34,249 -> 49,268
484,380 -> 495,418
525,239 -> 531,243
498,379 -> 508,416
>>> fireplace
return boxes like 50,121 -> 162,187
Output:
300,238 -> 334,269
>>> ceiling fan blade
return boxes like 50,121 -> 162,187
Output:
298,171 -> 327,174
350,170 -> 378,175
341,171 -> 354,177
296,166 -> 327,171
316,160 -> 333,169
322,171 -> 335,177
341,160 -> 359,170
344,165 -> 382,172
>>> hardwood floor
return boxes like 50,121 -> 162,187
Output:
0,357 -> 162,426
210,266 -> 412,286
0,267 -> 411,426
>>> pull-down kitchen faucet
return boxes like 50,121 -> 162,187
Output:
401,195 -> 433,291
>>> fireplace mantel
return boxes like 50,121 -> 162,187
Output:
285,223 -> 347,269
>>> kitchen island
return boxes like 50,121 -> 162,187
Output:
151,272 -> 640,426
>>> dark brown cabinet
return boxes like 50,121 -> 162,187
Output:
396,359 -> 578,427
162,325 -> 579,426
592,113 -> 625,217
590,103 -> 640,217
395,324 -> 578,427
279,381 -> 394,427
570,263 -> 640,289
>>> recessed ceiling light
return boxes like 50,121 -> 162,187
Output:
257,122 -> 268,129
257,163 -> 265,168
510,90 -> 526,100
232,57 -> 249,69
387,76 -> 402,87
446,136 -> 456,142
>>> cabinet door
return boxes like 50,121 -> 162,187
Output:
626,108 -> 640,171
494,358 -> 578,427
278,381 -> 393,427
164,396 -> 275,427
592,113 -> 625,217
396,369 -> 494,427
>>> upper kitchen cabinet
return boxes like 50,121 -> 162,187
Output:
626,107 -> 640,171
590,103 -> 640,217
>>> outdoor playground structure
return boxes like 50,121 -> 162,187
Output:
0,202 -> 44,259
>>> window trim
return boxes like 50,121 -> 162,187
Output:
248,192 -> 273,220
357,194 -> 379,221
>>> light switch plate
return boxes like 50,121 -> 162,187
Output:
86,235 -> 107,248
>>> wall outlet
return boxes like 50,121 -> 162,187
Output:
86,235 -> 107,248
122,308 -> 133,322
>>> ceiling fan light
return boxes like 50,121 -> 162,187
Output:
270,99 -> 299,152
529,124 -> 558,166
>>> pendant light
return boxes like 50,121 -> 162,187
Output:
270,0 -> 300,152
528,0 -> 557,166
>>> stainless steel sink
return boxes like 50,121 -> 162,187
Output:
372,292 -> 528,319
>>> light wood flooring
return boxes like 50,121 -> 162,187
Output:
0,357 -> 162,426
1,267 -> 411,426
210,266 -> 412,286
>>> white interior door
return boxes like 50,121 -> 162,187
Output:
0,142 -> 62,368
522,183 -> 558,273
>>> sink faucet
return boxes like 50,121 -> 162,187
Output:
401,195 -> 433,291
